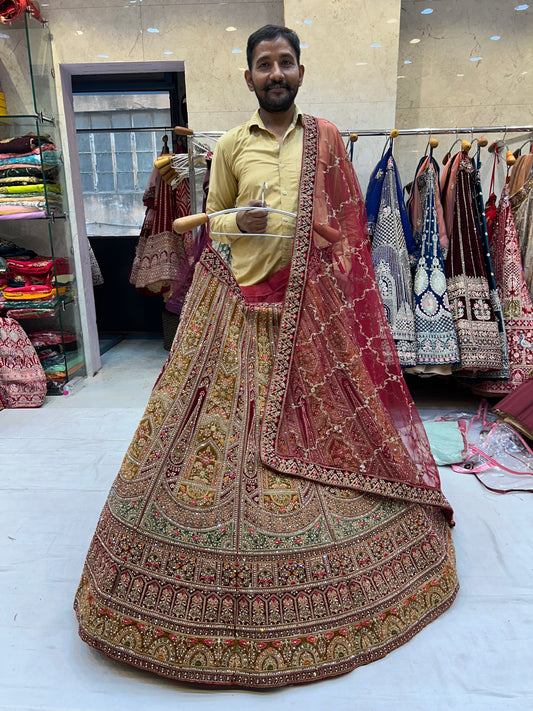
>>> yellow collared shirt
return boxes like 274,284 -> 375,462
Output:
205,106 -> 303,286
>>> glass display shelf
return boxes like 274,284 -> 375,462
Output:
0,10 -> 57,121
0,9 -> 87,394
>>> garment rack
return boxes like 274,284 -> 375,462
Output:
338,124 -> 533,139
75,124 -> 533,138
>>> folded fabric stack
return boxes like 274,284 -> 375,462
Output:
28,329 -> 80,394
0,243 -> 71,316
0,134 -> 63,218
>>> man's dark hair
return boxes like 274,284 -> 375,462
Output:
246,25 -> 301,69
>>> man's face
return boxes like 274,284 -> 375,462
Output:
245,36 -> 304,113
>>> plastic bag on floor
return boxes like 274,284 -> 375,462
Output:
425,401 -> 533,493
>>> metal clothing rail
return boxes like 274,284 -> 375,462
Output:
340,126 -> 533,143
338,125 -> 533,138
75,125 -> 533,137
75,126 -> 174,133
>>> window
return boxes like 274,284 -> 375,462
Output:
72,71 -> 186,237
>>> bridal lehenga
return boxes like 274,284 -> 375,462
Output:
74,116 -> 458,687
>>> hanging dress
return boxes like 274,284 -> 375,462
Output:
440,151 -> 502,374
474,178 -> 533,395
366,145 -> 417,366
407,156 -> 460,373
470,150 -> 509,382
74,117 -> 458,688
130,144 -> 189,301
510,165 -> 533,304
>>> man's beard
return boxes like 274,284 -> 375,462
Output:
254,81 -> 299,113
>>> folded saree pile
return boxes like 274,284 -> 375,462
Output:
0,134 -> 63,217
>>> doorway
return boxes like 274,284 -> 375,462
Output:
60,62 -> 186,354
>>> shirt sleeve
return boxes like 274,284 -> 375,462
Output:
205,137 -> 241,244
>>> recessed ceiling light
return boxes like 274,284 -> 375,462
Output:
147,28 -> 159,33
226,26 -> 237,32
421,8 -> 433,14
490,35 -> 501,40
470,56 -> 483,61
371,43 -> 381,48
404,60 -> 412,64
232,49 -> 242,54
410,38 -> 421,44
515,4 -> 529,10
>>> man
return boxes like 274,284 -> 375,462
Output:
74,25 -> 458,688
205,24 -> 306,289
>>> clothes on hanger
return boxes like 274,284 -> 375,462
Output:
439,151 -> 502,375
509,154 -> 533,303
470,149 -> 510,382
405,155 -> 460,374
474,172 -> 533,395
366,143 -> 417,366
130,139 -> 190,300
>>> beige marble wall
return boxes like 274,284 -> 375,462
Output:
284,0 -> 402,189
43,0 -> 402,189
45,0 -> 283,132
396,0 -> 533,194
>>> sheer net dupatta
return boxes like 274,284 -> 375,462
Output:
261,116 -> 453,520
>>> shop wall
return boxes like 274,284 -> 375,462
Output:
44,0 -> 402,191
283,0 -> 402,193
396,0 -> 533,194
43,0 -> 533,195
46,0 -> 283,131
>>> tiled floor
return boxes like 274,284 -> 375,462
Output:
1,340 -> 532,711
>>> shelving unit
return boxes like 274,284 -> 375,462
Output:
0,9 -> 86,394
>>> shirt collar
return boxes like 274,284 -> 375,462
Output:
249,105 -> 303,132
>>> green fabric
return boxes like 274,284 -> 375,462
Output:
423,420 -> 466,466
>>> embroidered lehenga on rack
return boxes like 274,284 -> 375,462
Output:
440,151 -> 502,374
74,117 -> 458,688
406,155 -> 460,373
366,144 -> 417,366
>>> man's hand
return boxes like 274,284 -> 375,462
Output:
236,199 -> 268,234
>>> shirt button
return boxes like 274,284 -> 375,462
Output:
283,217 -> 288,222
280,163 -> 285,168
282,190 -> 287,195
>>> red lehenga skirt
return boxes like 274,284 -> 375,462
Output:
74,254 -> 458,687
